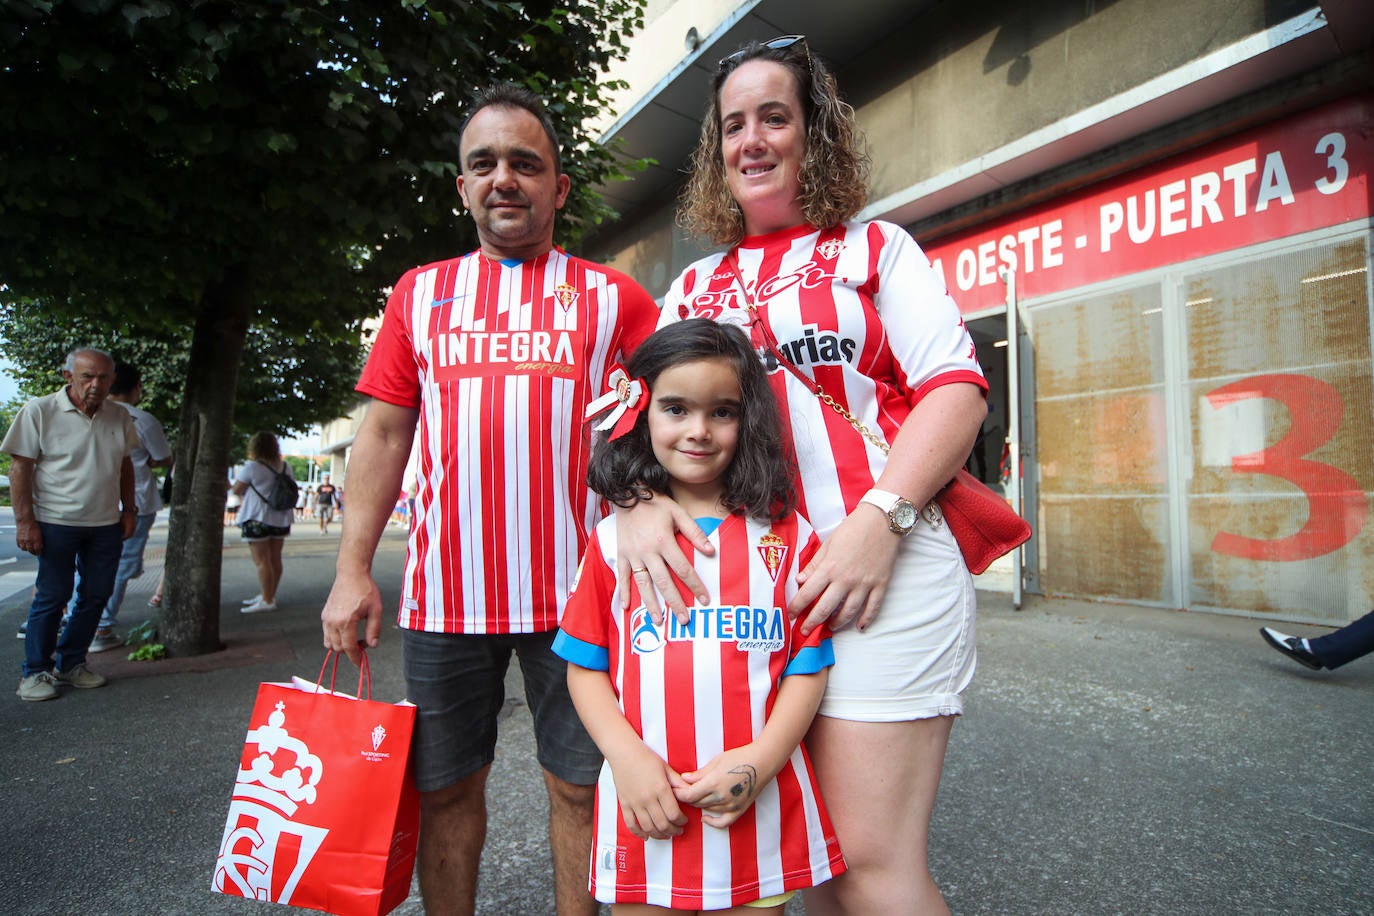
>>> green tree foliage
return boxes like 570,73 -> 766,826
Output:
0,300 -> 363,446
0,0 -> 645,654
0,395 -> 21,490
283,454 -> 321,483
0,0 -> 644,306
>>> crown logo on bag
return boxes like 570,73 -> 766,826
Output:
237,701 -> 325,814
213,699 -> 330,905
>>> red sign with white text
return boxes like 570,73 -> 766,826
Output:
923,96 -> 1374,313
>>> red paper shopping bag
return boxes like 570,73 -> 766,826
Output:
212,653 -> 419,916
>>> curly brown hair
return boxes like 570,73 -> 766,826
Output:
678,37 -> 870,246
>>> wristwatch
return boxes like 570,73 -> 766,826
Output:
860,488 -> 919,536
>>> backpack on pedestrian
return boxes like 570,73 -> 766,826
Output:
251,461 -> 299,512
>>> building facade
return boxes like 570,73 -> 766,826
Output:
583,0 -> 1374,625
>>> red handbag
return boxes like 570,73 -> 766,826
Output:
936,469 -> 1032,574
212,652 -> 419,916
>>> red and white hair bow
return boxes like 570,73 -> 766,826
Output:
584,364 -> 647,441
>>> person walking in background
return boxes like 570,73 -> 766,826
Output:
232,431 -> 295,614
77,361 -> 173,653
321,83 -> 658,916
223,480 -> 240,526
1261,610 -> 1374,671
314,473 -> 338,534
557,320 -> 845,912
4,348 -> 139,701
618,36 -> 988,914
146,572 -> 165,608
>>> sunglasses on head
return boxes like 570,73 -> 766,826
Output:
718,34 -> 809,70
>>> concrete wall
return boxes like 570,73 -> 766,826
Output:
592,0 -> 741,136
585,0 -> 1317,297
845,0 -> 1309,202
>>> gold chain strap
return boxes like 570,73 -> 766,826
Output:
814,346 -> 944,526
727,252 -> 945,526
816,389 -> 890,455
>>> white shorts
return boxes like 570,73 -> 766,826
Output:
817,514 -> 977,722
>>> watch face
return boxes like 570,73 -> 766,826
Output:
892,500 -> 919,531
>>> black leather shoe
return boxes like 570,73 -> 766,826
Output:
1260,627 -> 1323,670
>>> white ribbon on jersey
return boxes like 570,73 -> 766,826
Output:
584,365 -> 647,441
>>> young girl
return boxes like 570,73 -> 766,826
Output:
554,320 -> 846,914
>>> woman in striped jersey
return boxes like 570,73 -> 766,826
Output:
621,36 -> 989,915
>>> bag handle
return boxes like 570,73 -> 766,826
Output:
315,647 -> 373,700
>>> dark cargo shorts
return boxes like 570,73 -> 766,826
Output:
401,628 -> 602,793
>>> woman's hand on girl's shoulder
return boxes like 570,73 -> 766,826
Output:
790,508 -> 902,634
615,496 -> 715,625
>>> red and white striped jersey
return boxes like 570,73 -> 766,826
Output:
661,221 -> 988,538
555,512 -> 846,909
359,248 -> 658,634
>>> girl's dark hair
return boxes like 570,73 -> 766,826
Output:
678,36 -> 869,246
588,319 -> 796,522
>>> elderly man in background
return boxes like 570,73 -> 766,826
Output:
3,348 -> 138,702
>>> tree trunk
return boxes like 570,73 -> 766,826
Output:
161,274 -> 250,656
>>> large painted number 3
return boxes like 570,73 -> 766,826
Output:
1208,374 -> 1367,561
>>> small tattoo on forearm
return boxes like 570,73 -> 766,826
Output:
727,764 -> 758,800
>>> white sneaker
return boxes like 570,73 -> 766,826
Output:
241,594 -> 264,606
241,598 -> 278,614
89,628 -> 124,654
53,663 -> 107,689
17,671 -> 60,701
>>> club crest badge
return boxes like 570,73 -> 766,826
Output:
816,238 -> 845,260
554,282 -> 579,312
757,531 -> 788,582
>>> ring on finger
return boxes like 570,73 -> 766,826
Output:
631,566 -> 648,575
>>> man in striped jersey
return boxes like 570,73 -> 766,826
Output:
322,84 -> 658,916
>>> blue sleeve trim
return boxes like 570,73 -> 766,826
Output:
782,639 -> 835,677
552,630 -> 610,671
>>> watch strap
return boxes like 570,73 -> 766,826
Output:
860,489 -> 901,514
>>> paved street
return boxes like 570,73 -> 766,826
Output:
0,516 -> 1370,914
0,507 -> 37,606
